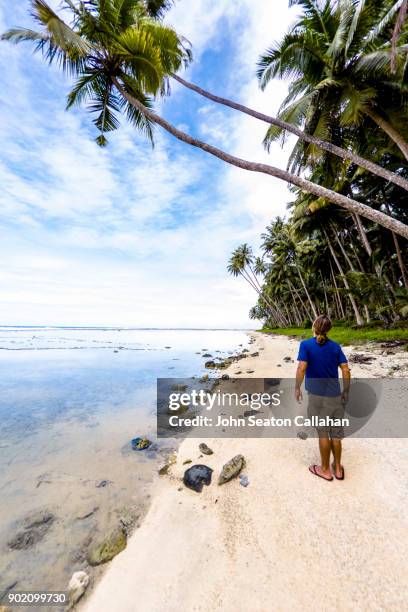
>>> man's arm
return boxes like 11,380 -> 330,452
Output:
340,363 -> 351,403
295,361 -> 307,403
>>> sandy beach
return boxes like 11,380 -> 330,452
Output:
82,332 -> 408,612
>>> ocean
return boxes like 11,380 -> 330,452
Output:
0,327 -> 250,599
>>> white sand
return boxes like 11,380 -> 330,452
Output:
82,333 -> 408,612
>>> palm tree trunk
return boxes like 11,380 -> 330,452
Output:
287,282 -> 303,324
354,211 -> 399,317
383,203 -> 408,292
113,78 -> 408,240
172,75 -> 408,193
297,268 -> 318,319
366,108 -> 408,161
324,229 -> 364,326
288,279 -> 312,321
331,228 -> 370,323
330,259 -> 345,319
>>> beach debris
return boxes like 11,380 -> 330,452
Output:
183,465 -> 213,493
251,352 -> 259,357
87,527 -> 127,565
36,472 -> 52,488
349,353 -> 376,364
202,353 -> 212,357
218,455 -> 246,485
246,370 -> 255,374
96,479 -> 110,488
234,371 -> 242,375
239,475 -> 250,487
131,437 -> 152,451
243,409 -> 261,418
76,506 -> 99,520
183,459 -> 192,465
221,374 -> 230,380
283,356 -> 292,362
199,442 -> 214,455
68,571 -> 89,606
8,510 -> 55,550
297,431 -> 308,440
381,340 -> 408,348
158,451 -> 177,476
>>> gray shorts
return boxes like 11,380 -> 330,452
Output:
307,394 -> 345,439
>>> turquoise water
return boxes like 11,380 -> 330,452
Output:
0,328 -> 249,599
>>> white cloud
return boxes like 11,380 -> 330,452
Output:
0,0 -> 298,327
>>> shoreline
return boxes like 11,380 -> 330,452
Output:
81,332 -> 408,611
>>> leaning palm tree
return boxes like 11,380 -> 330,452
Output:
3,0 -> 408,238
257,0 -> 408,164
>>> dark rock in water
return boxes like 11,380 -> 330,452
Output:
8,510 -> 55,550
183,465 -> 213,492
199,442 -> 213,455
202,353 -> 212,357
199,374 -> 209,382
242,349 -> 249,353
87,527 -> 127,565
221,374 -> 230,380
218,455 -> 246,485
164,346 -> 172,349
131,437 -> 152,451
205,360 -> 216,368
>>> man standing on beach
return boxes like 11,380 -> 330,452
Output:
295,315 -> 351,481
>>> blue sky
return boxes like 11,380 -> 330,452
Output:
0,1 -> 297,328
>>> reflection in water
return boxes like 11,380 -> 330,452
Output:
0,328 -> 249,598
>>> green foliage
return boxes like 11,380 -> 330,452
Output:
2,0 -> 191,146
260,325 -> 408,345
257,0 -> 408,167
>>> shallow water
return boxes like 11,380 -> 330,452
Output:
0,328 -> 249,601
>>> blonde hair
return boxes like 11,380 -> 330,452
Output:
313,315 -> 332,345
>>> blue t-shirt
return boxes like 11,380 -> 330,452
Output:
297,337 -> 348,396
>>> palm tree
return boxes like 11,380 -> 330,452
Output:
3,0 -> 408,238
257,0 -> 408,162
227,245 -> 286,325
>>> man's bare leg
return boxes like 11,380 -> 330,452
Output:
331,439 -> 343,478
310,434 -> 332,479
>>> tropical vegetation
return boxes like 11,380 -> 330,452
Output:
228,0 -> 408,329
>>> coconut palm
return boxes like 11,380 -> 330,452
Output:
3,0 -> 408,238
257,0 -> 408,164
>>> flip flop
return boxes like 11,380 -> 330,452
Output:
308,464 -> 333,481
332,463 -> 345,480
